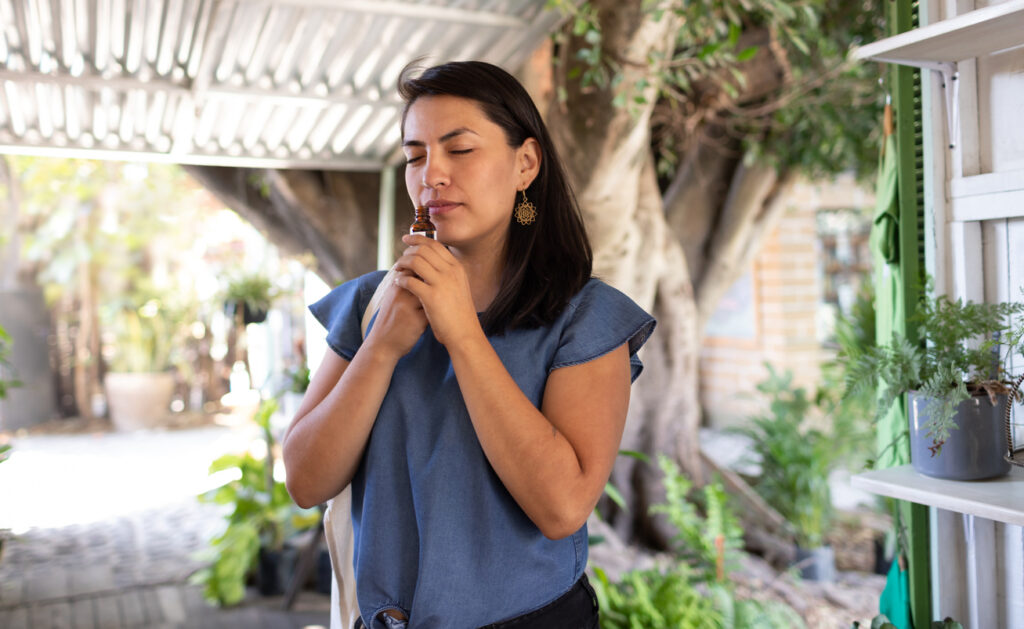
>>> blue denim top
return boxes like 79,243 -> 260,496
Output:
310,271 -> 656,629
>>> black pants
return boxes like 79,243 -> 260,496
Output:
353,575 -> 600,629
480,575 -> 599,628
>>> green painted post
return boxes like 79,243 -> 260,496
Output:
888,0 -> 931,626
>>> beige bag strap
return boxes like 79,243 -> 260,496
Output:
325,486 -> 357,629
328,268 -> 395,629
360,266 -> 398,338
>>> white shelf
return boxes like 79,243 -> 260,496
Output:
852,0 -> 1024,69
851,464 -> 1024,526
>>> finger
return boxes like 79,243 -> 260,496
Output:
394,270 -> 429,300
395,252 -> 443,284
403,244 -> 454,277
402,234 -> 456,264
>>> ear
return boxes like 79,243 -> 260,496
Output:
516,138 -> 542,190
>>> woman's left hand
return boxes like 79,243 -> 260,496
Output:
394,234 -> 481,348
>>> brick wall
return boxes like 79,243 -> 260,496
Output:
699,174 -> 873,427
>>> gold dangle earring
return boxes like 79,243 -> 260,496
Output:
514,190 -> 537,226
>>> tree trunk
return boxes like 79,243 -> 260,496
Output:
184,166 -> 400,286
542,0 -> 702,547
538,0 -> 801,546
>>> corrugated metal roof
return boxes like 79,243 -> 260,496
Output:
0,0 -> 564,170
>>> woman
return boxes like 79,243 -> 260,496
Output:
283,60 -> 655,629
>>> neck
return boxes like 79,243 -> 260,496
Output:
450,241 -> 504,313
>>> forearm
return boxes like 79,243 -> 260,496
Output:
283,344 -> 400,508
447,332 -> 596,538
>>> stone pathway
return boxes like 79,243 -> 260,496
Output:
0,419 -> 330,628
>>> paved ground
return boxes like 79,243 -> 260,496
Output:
0,416 -> 331,629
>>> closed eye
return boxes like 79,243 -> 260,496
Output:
450,149 -> 473,155
405,155 -> 423,165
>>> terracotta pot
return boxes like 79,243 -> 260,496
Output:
104,372 -> 175,431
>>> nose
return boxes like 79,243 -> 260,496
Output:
421,153 -> 449,189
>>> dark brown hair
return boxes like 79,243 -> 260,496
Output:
398,60 -> 592,334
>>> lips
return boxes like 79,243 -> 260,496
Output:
424,200 -> 460,216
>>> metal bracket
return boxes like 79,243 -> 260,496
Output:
889,59 -> 959,150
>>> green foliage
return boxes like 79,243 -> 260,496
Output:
0,324 -> 21,399
283,364 -> 310,395
0,444 -> 11,465
224,272 -> 275,315
591,565 -> 721,629
600,450 -> 651,517
592,566 -> 806,629
192,398 -> 319,606
550,0 -> 886,181
844,286 -> 1024,451
649,455 -> 744,582
104,297 -> 176,373
738,365 -> 837,548
591,451 -> 804,628
190,520 -> 260,607
710,585 -> 807,629
818,283 -> 878,467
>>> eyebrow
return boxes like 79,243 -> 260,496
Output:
402,127 -> 479,147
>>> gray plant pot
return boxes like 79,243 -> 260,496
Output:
908,391 -> 1010,481
793,545 -> 835,582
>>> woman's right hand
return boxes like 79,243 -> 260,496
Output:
363,274 -> 428,359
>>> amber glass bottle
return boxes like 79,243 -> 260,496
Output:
410,206 -> 437,239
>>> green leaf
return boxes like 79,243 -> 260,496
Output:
736,46 -> 758,62
618,449 -> 650,463
604,482 -> 627,511
728,23 -> 741,47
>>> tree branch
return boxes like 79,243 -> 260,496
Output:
695,162 -> 795,329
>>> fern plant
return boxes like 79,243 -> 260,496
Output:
592,566 -> 806,629
845,287 -> 1024,453
649,455 -> 745,582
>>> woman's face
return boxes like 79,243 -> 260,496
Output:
402,95 -> 538,251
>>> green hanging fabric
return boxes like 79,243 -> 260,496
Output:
871,107 -> 915,626
872,133 -> 900,265
879,559 -> 912,629
872,126 -> 907,469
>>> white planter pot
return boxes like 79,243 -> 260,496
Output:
104,372 -> 176,431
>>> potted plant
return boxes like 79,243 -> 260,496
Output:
223,273 -> 275,325
102,298 -> 181,430
737,364 -> 841,581
192,398 -> 319,606
846,287 -> 1024,480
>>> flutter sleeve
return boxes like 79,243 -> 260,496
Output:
550,280 -> 657,382
308,270 -> 386,361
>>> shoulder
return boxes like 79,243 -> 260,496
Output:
551,278 -> 656,381
308,270 -> 388,360
567,278 -> 638,310
565,278 -> 655,335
